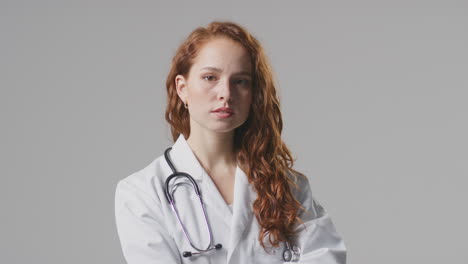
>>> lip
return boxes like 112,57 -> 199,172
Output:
212,111 -> 233,118
212,107 -> 234,114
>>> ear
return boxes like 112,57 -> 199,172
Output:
175,74 -> 188,103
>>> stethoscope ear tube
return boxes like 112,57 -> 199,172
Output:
164,147 -> 176,173
164,147 -> 201,203
164,171 -> 201,203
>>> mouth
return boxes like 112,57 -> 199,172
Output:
212,111 -> 234,118
212,107 -> 234,114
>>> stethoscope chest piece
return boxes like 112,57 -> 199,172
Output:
282,242 -> 300,262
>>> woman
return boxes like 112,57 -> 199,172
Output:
115,21 -> 346,263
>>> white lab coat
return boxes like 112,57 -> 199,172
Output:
114,134 -> 347,263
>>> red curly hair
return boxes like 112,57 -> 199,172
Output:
164,21 -> 307,250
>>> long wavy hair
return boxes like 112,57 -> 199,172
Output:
164,21 -> 307,250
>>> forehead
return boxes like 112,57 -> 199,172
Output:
191,38 -> 252,73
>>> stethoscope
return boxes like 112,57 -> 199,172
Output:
282,241 -> 301,262
164,147 -> 222,258
163,147 -> 300,262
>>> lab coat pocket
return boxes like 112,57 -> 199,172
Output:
252,238 -> 285,264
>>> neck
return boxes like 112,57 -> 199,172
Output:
186,127 -> 237,174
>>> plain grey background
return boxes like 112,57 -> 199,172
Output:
1,0 -> 467,263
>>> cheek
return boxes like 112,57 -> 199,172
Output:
245,91 -> 253,107
189,87 -> 214,116
240,94 -> 253,116
189,84 -> 211,102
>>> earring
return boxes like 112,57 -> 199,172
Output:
184,101 -> 188,109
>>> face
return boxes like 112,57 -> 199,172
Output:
175,37 -> 253,134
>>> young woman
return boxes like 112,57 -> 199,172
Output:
115,21 -> 347,264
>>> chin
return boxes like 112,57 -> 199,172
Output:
207,123 -> 242,133
210,127 -> 236,133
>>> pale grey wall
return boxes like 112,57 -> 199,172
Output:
1,0 -> 467,263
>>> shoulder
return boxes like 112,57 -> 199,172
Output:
287,170 -> 326,220
287,170 -> 311,201
114,154 -> 170,211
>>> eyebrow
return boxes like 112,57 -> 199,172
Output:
200,66 -> 252,76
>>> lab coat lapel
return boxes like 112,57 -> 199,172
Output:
169,134 -> 233,227
200,169 -> 234,228
168,134 -> 203,181
227,166 -> 257,263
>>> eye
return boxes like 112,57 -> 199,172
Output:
203,75 -> 216,81
236,79 -> 250,86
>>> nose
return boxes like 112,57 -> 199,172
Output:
218,79 -> 233,103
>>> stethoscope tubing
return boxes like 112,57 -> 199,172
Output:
163,147 -> 220,257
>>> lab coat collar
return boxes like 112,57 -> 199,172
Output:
167,134 -> 204,181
